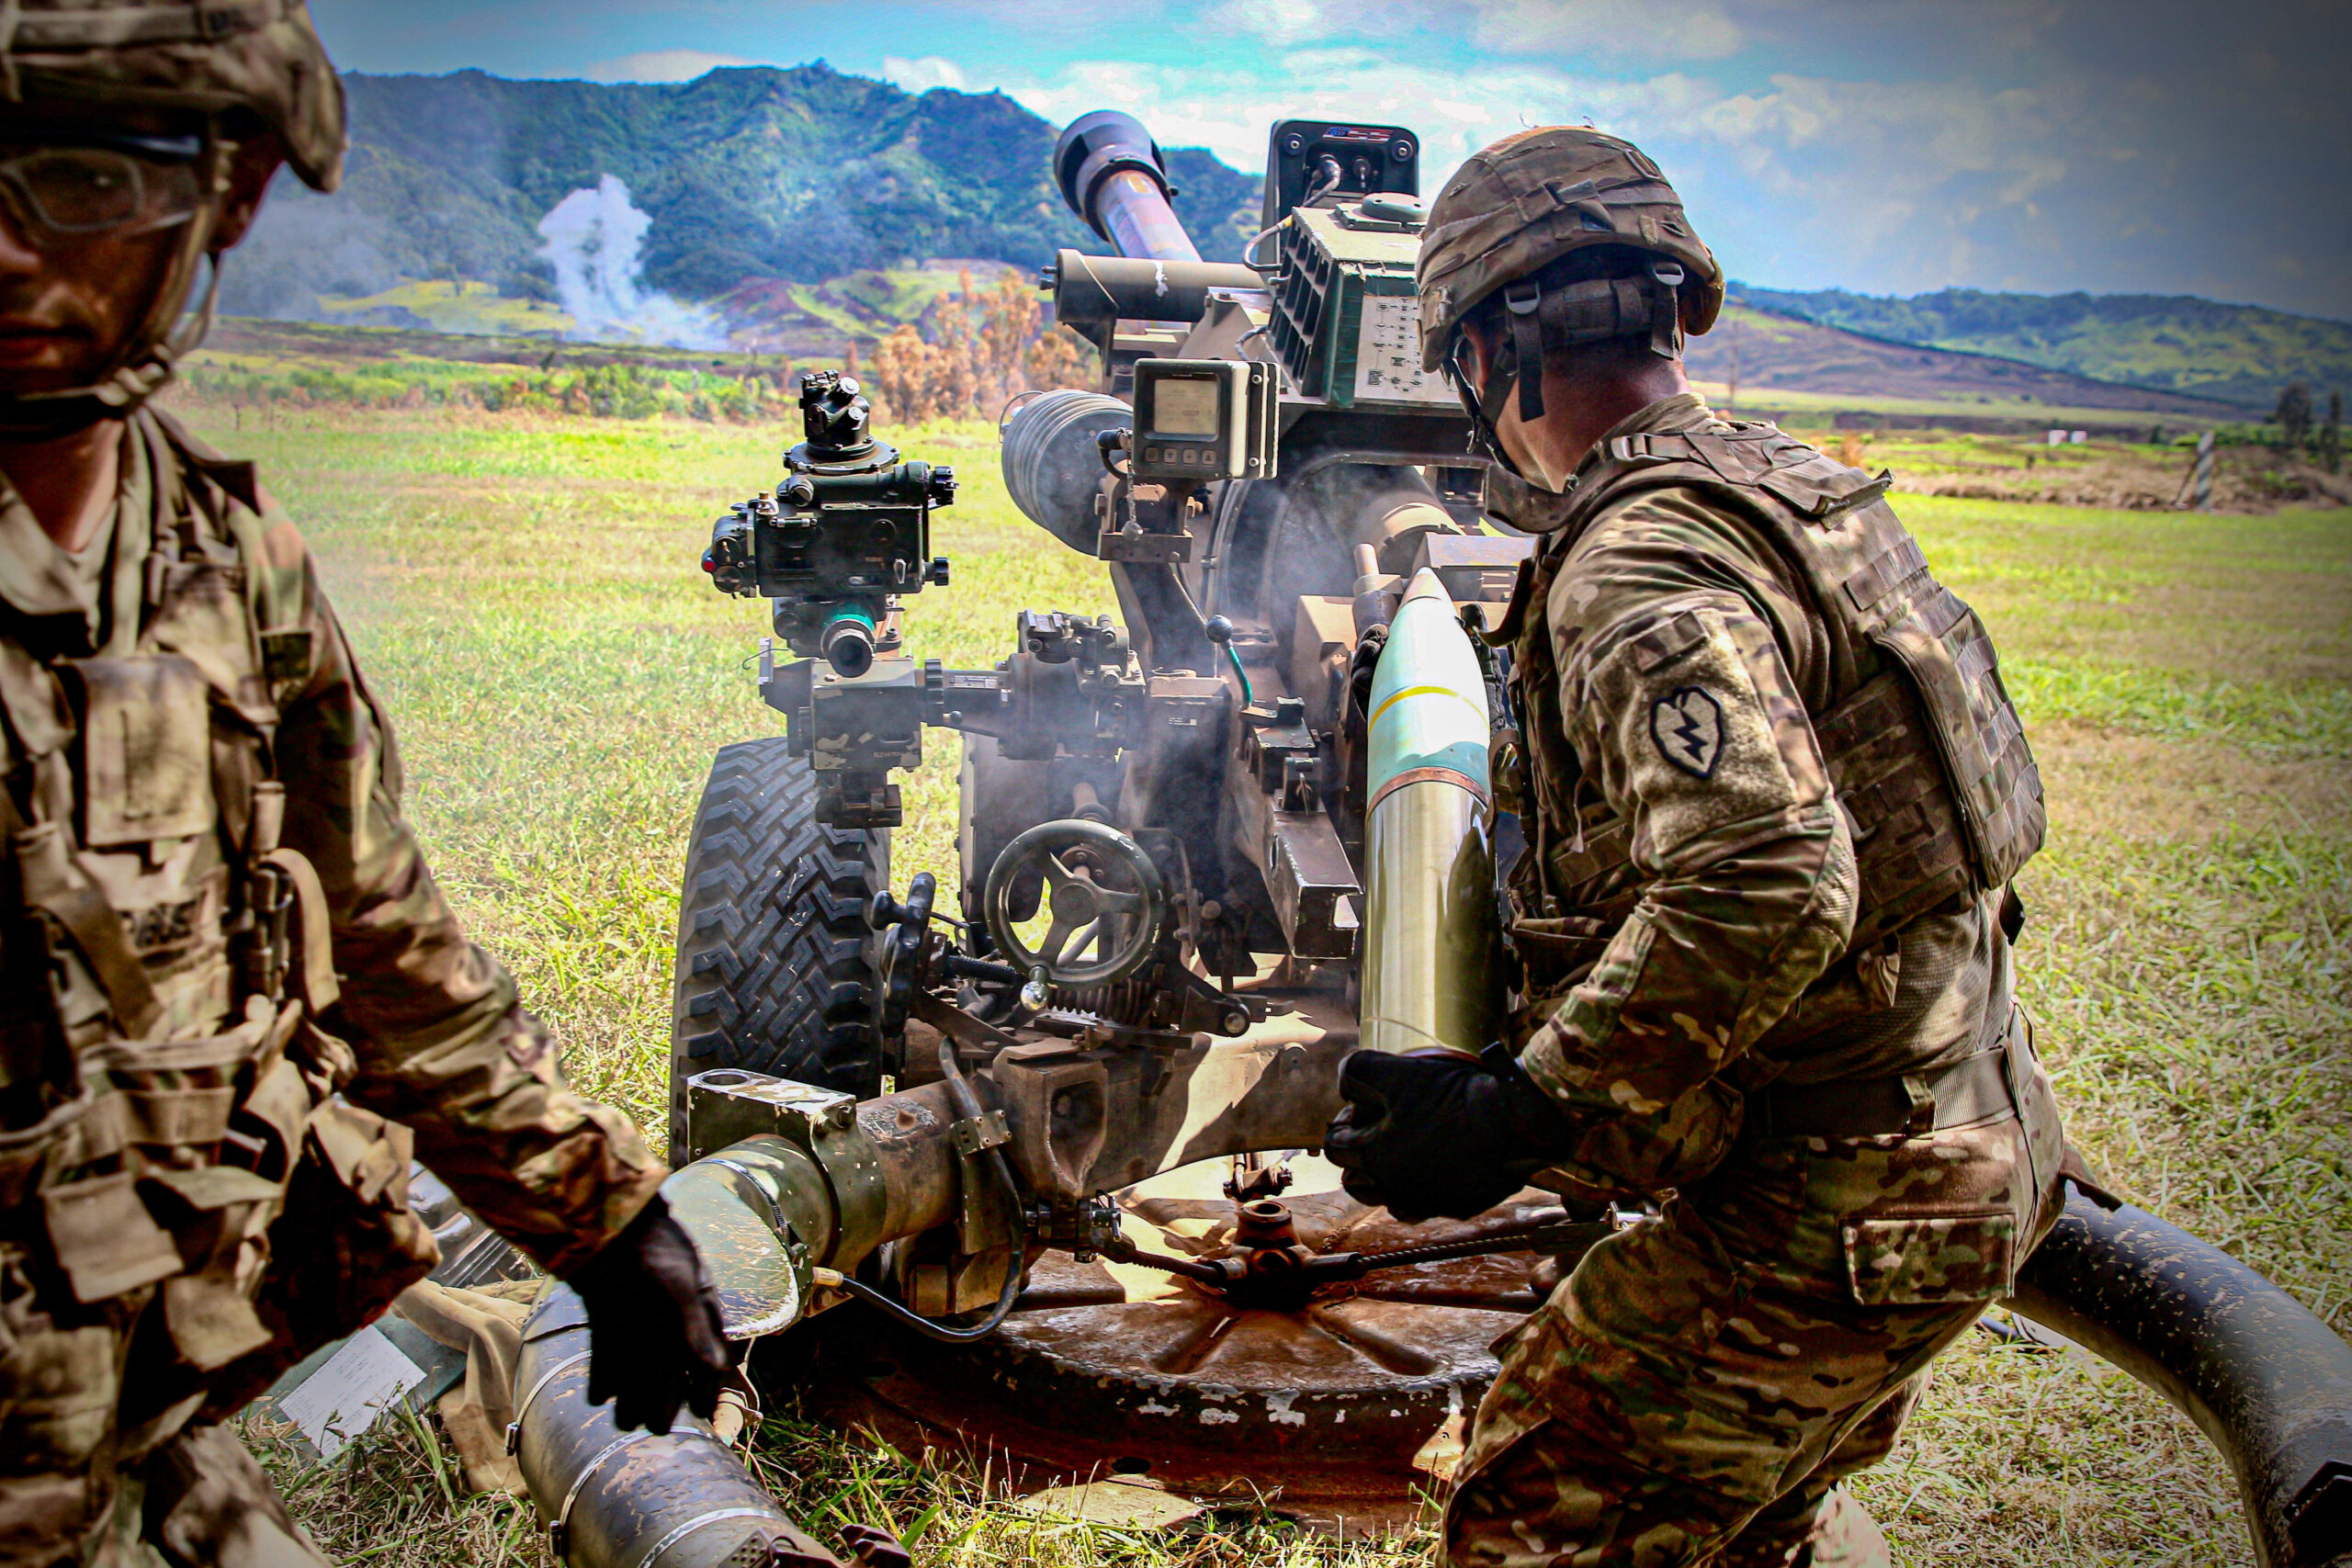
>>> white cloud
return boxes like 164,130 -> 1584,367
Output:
1203,0 -> 1329,45
583,49 -> 758,83
1142,0 -> 1753,65
882,55 -> 969,93
1467,0 -> 1747,62
865,0 -> 2350,314
1003,52 -> 1656,185
990,47 -> 2177,303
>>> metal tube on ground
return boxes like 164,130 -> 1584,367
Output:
512,1286 -> 841,1568
2008,1192 -> 2352,1567
514,1108 -> 968,1568
1360,566 -> 1497,1057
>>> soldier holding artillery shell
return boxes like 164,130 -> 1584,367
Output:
1329,127 -> 2082,1566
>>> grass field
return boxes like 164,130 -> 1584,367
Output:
186,395 -> 2350,1568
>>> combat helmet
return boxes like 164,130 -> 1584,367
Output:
0,0 -> 345,431
1416,127 -> 1721,434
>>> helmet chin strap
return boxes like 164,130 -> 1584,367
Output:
0,132 -> 227,440
1450,327 -> 1547,492
1451,257 -> 1693,496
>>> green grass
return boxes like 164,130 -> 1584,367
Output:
1900,494 -> 2352,756
1690,377 -> 2203,430
183,399 -> 2349,1567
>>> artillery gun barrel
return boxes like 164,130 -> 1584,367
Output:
1053,108 -> 1201,262
1095,169 -> 1200,262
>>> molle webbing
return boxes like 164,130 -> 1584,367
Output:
1509,417 -> 2044,982
1873,583 -> 2044,889
1535,669 -> 1973,959
1805,671 -> 1974,949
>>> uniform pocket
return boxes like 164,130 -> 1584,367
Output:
161,1275 -> 273,1372
1842,1209 -> 2018,1306
42,1169 -> 181,1303
62,655 -> 216,848
0,1322 -> 119,1469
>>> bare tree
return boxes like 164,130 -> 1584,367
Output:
2274,380 -> 2313,454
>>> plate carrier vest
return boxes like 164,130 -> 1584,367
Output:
1495,421 -> 2046,1043
0,412 -> 432,1550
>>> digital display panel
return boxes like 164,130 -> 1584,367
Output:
1149,378 -> 1219,438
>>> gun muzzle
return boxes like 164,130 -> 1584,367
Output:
1053,108 -> 1200,262
1360,568 -> 1498,1057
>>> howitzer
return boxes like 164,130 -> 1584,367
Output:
509,108 -> 2352,1568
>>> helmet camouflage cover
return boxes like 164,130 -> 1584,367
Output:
0,0 -> 343,428
1,0 -> 346,191
1417,126 -> 1723,371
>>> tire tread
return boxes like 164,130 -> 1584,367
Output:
668,739 -> 886,1157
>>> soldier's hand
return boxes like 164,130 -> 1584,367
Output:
1323,1047 -> 1571,1224
564,1194 -> 733,1434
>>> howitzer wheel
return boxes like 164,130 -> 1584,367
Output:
668,739 -> 888,1156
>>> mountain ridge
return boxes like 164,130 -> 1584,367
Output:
220,64 -> 1260,323
1729,283 -> 2347,409
216,65 -> 2335,414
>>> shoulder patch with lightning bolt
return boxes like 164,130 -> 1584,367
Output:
1650,686 -> 1724,777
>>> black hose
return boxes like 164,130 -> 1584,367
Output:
2009,1191 -> 2352,1567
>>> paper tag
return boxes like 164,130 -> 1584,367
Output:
276,1321 -> 426,1460
1352,295 -> 1455,406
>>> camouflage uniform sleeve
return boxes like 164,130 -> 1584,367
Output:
258,507 -> 666,1275
1520,487 -> 1858,1190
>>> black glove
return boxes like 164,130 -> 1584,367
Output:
1323,1044 -> 1574,1224
564,1193 -> 733,1435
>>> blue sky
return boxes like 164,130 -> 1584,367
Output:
311,0 -> 2352,320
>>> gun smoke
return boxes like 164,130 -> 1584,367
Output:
537,175 -> 729,350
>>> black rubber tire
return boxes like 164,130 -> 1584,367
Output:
668,739 -> 889,1158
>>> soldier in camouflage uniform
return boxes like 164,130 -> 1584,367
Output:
1326,127 -> 2071,1565
0,5 -> 731,1563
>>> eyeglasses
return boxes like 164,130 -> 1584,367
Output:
0,134 -> 204,245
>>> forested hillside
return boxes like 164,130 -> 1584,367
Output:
219,65 -> 1261,321
213,62 -> 2343,418
1732,284 -> 2351,410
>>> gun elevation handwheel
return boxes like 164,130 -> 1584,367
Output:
982,819 -> 1166,987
